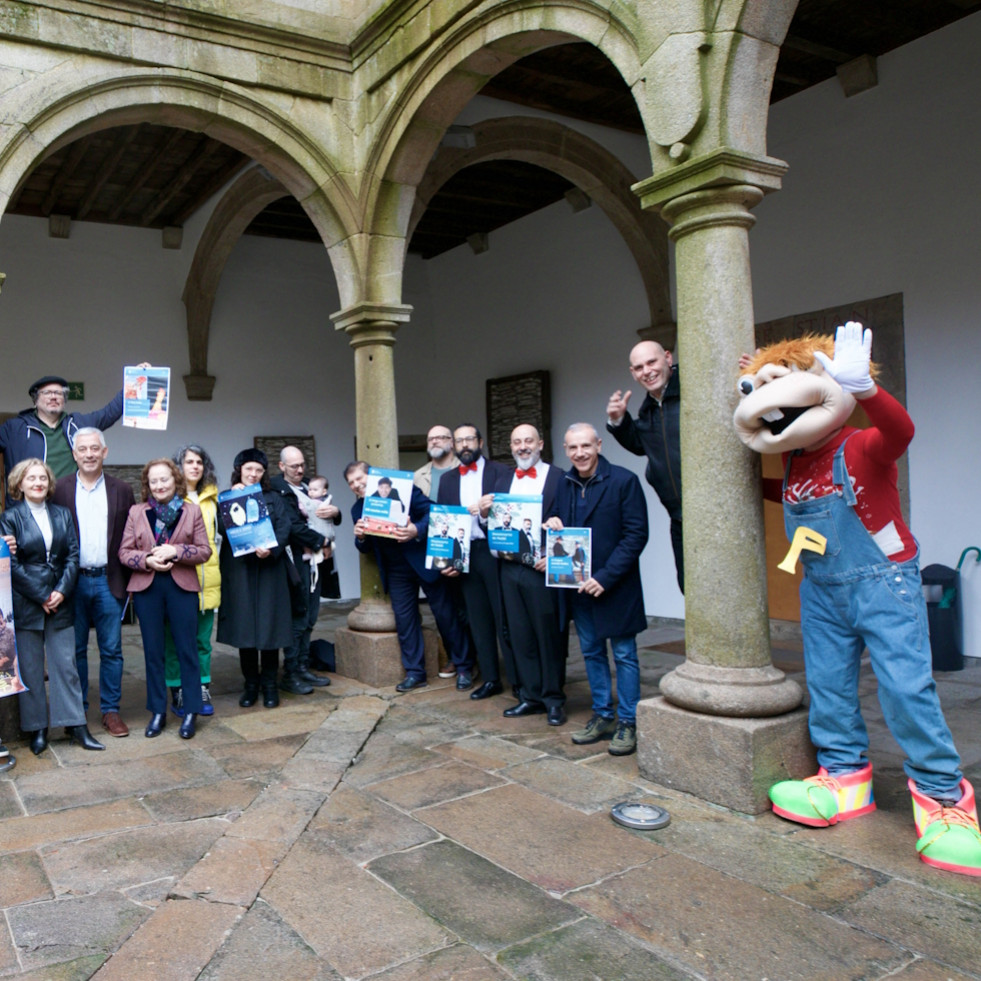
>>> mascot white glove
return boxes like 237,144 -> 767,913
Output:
814,321 -> 873,393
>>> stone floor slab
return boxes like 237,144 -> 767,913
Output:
371,943 -> 508,980
140,777 -> 263,823
307,784 -> 438,863
16,750 -> 228,813
7,892 -> 149,971
421,782 -> 664,893
277,756 -> 348,794
211,734 -> 307,779
0,849 -> 54,908
90,898 -> 243,981
219,702 -> 335,741
41,818 -> 228,894
367,839 -> 580,953
198,899 -> 341,981
368,760 -> 506,811
497,918 -> 693,981
0,798 -> 152,852
172,835 -> 285,906
224,786 -> 323,843
569,853 -> 907,981
0,779 -> 23,819
13,954 -> 108,980
839,879 -> 981,973
261,835 -> 450,977
431,734 -> 545,770
503,755 -> 639,813
341,733 -> 445,788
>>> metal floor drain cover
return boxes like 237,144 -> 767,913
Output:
610,801 -> 671,830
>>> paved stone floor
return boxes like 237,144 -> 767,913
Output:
0,602 -> 979,980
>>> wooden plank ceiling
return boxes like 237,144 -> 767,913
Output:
7,0 -> 978,259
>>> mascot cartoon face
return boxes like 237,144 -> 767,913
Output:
733,334 -> 858,455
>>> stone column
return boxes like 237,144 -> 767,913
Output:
632,152 -> 814,812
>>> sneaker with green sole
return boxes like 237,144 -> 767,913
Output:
608,722 -> 637,756
571,714 -> 618,744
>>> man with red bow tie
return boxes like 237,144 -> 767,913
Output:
437,424 -> 512,699
492,424 -> 567,726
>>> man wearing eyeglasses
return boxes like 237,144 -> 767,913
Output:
1,373 -> 137,507
413,425 -> 460,501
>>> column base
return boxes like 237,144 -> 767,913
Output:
347,600 -> 396,632
636,695 -> 815,814
659,660 -> 803,717
334,625 -> 439,688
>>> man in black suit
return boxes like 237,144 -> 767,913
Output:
492,424 -> 566,726
53,428 -> 135,737
437,423 -> 513,699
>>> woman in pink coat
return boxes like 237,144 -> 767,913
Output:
119,459 -> 210,740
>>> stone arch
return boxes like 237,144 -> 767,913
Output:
0,67 -> 364,305
182,166 -> 291,400
360,5 -> 646,301
408,116 -> 673,336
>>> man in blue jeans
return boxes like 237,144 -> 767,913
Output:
546,423 -> 649,755
53,428 -> 134,737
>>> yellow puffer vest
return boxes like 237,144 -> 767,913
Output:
190,483 -> 222,611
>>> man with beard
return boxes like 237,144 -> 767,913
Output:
492,424 -> 566,726
606,340 -> 684,592
414,426 -> 464,678
413,425 -> 460,501
437,424 -> 513,699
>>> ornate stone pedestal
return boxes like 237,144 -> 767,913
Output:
637,696 -> 815,813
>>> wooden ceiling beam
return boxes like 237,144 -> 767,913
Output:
76,126 -> 141,220
170,154 -> 250,226
139,138 -> 221,226
782,32 -> 855,64
41,141 -> 88,216
107,129 -> 186,221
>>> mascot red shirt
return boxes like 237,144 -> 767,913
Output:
733,322 -> 981,878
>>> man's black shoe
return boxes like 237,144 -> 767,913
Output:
395,676 -> 428,693
470,680 -> 503,700
280,674 -> 314,695
299,669 -> 331,687
456,669 -> 474,691
503,700 -> 546,718
547,706 -> 567,727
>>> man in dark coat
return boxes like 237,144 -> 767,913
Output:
492,424 -> 567,726
606,340 -> 683,592
53,428 -> 134,737
547,423 -> 649,756
269,445 -> 334,694
437,424 -> 513,699
346,461 -> 471,691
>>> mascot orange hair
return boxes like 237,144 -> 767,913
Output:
734,322 -> 981,877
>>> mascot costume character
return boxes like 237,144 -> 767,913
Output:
733,322 -> 980,877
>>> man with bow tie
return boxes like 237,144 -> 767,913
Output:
436,424 -> 513,700
492,424 -> 567,726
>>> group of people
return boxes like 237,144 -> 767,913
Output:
0,374 -> 339,769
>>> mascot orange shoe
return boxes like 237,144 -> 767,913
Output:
734,322 -> 980,877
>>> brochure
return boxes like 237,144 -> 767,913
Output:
218,485 -> 278,557
361,468 -> 414,539
123,365 -> 171,430
488,494 -> 543,564
0,540 -> 27,698
546,527 -> 591,588
426,504 -> 472,573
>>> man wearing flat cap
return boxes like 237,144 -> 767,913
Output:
1,367 -> 148,505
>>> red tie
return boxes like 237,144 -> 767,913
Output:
459,462 -> 477,475
515,467 -> 537,479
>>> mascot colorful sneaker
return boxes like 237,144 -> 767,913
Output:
733,322 -> 981,877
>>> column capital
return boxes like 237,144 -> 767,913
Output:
331,301 -> 413,347
633,147 -> 787,212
